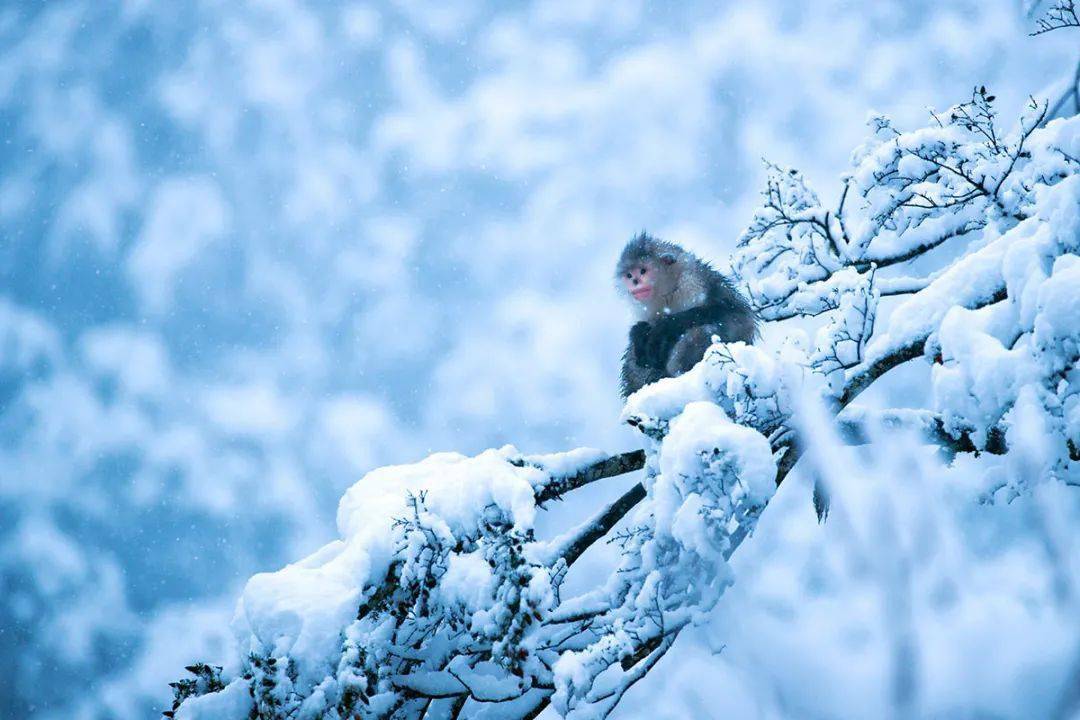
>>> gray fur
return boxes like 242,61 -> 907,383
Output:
618,232 -> 756,398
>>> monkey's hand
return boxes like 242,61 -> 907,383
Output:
630,322 -> 658,367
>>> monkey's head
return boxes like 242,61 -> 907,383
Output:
615,232 -> 683,309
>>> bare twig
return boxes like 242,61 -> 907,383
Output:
1030,0 -> 1080,34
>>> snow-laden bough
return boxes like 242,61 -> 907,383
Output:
169,91 -> 1079,720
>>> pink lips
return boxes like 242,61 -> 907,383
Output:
631,286 -> 653,301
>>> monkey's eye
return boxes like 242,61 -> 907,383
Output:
625,272 -> 633,279
639,267 -> 647,275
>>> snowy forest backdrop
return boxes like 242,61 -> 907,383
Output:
1,2 -> 1078,719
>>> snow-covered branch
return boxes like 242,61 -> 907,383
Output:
531,450 -> 645,504
169,91 -> 1079,720
835,407 -> 1009,457
733,91 -> 1052,326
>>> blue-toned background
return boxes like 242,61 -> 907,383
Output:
0,2 -> 1074,717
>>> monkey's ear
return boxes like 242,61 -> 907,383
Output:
658,252 -> 678,266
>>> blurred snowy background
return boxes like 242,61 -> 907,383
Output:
0,1 -> 1076,718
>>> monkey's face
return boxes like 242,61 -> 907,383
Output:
621,262 -> 658,303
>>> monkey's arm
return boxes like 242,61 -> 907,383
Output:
621,342 -> 666,398
629,322 -> 657,367
648,303 -> 756,362
646,305 -> 723,362
664,325 -> 717,376
620,322 -> 668,398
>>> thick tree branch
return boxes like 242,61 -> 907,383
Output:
836,409 -> 1008,456
837,339 -> 925,408
534,450 -> 646,504
557,482 -> 648,568
840,285 -> 1007,408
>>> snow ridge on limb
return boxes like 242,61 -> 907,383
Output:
169,93 -> 1079,720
